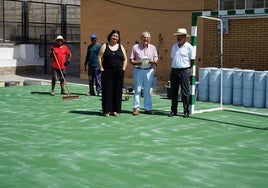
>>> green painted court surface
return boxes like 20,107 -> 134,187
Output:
1,84 -> 268,188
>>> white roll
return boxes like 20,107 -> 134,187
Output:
222,68 -> 234,104
198,68 -> 210,101
253,71 -> 266,108
242,69 -> 254,107
209,68 -> 221,102
233,69 -> 243,105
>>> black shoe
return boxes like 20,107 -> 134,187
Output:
144,110 -> 154,115
183,113 -> 190,118
168,112 -> 177,117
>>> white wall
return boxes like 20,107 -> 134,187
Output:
0,44 -> 44,67
0,43 -> 80,76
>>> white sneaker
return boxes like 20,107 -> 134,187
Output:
50,90 -> 55,96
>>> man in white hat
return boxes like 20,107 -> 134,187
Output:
168,28 -> 195,118
49,35 -> 72,96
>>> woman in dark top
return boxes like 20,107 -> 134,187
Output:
98,30 -> 128,117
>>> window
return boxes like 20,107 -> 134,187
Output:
220,0 -> 268,10
247,0 -> 267,8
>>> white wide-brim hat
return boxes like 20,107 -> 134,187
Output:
173,28 -> 190,37
55,35 -> 65,42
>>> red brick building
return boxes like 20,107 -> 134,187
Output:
80,0 -> 268,85
202,1 -> 268,71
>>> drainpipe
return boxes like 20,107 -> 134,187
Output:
2,0 -> 5,43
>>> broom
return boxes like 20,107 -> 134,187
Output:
52,50 -> 79,100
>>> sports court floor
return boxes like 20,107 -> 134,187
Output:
1,83 -> 268,188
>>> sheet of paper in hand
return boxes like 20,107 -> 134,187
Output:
139,57 -> 151,69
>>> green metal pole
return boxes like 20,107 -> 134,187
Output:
190,12 -> 201,114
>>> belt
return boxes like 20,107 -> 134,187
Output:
172,67 -> 190,70
136,67 -> 152,70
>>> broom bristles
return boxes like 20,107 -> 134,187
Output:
62,95 -> 79,100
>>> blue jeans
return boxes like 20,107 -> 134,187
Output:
88,66 -> 102,95
133,68 -> 154,111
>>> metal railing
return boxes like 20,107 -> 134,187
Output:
0,0 -> 80,44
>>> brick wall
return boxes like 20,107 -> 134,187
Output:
80,0 -> 268,85
202,17 -> 268,71
201,1 -> 268,72
80,0 -> 204,85
204,0 -> 217,10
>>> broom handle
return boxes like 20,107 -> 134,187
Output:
52,50 -> 71,94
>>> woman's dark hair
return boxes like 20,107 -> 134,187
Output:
107,30 -> 121,43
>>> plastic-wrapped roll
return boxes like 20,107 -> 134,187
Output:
198,68 -> 210,101
209,68 -> 221,103
253,71 -> 266,108
233,69 -> 243,105
222,68 -> 234,104
242,69 -> 254,107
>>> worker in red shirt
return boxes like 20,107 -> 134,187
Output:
49,35 -> 72,96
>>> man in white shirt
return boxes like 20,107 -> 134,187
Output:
169,28 -> 195,118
